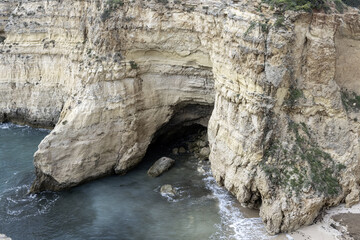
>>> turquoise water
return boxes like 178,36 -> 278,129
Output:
0,123 -> 270,240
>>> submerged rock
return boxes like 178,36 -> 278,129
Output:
160,184 -> 177,196
147,157 -> 175,177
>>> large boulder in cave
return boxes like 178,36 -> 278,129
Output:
147,157 -> 175,177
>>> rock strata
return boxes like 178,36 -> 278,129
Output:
0,0 -> 359,234
147,157 -> 175,178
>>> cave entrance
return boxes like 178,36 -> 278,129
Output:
143,103 -> 213,164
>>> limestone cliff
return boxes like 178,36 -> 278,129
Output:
0,0 -> 359,235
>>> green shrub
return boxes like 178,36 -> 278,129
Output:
157,0 -> 168,4
262,0 -> 326,12
101,0 -> 124,22
261,121 -> 345,197
130,61 -> 138,69
286,86 -> 303,106
342,0 -> 360,7
274,16 -> 285,28
334,0 -> 345,13
341,91 -> 360,111
243,21 -> 257,37
260,22 -> 270,33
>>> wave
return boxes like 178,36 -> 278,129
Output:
0,184 -> 59,222
0,123 -> 50,132
198,162 -> 272,240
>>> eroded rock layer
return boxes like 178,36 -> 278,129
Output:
0,0 -> 359,234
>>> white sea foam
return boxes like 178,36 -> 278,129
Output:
0,123 -> 50,132
0,123 -> 11,129
2,184 -> 59,221
199,163 -> 272,240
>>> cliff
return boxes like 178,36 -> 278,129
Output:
0,0 -> 359,235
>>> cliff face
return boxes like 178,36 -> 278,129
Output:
0,0 -> 84,127
209,12 -> 360,234
0,0 -> 359,235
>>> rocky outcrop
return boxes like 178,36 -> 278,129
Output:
208,11 -> 360,234
147,157 -> 175,177
0,0 -> 359,235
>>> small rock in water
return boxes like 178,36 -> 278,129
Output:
178,147 -> 186,154
172,148 -> 179,155
160,184 -> 177,196
147,157 -> 175,177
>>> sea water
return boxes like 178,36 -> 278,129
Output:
0,123 -> 273,240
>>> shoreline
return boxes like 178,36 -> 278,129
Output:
282,203 -> 360,240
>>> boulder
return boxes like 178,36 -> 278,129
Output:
147,157 -> 175,177
196,140 -> 207,148
160,184 -> 177,196
178,147 -> 186,154
172,148 -> 179,155
199,147 -> 210,159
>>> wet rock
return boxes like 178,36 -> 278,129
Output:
160,184 -> 177,196
147,157 -> 175,177
172,148 -> 179,155
178,147 -> 186,154
199,147 -> 210,159
196,140 -> 207,148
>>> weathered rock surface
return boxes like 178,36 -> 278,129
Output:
187,130 -> 210,160
0,0 -> 359,235
147,157 -> 175,177
208,11 -> 360,235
